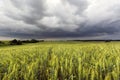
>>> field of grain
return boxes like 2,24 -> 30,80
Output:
0,42 -> 120,80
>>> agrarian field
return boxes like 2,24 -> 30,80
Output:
0,42 -> 120,80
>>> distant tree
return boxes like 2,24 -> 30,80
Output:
22,40 -> 30,43
22,39 -> 43,43
0,41 -> 2,44
0,41 -> 4,44
105,40 -> 111,42
10,39 -> 22,45
30,39 -> 39,43
39,40 -> 44,42
17,40 -> 22,45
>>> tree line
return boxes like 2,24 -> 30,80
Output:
0,39 -> 44,46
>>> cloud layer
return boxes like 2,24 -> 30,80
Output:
0,0 -> 120,39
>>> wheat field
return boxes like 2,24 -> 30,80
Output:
0,42 -> 120,80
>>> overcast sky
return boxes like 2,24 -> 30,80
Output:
0,0 -> 120,40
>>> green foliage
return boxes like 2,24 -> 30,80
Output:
0,42 -> 120,80
22,39 -> 40,43
0,41 -> 4,46
10,39 -> 22,45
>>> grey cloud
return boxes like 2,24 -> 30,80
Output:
5,0 -> 47,30
4,0 -> 89,31
68,0 -> 89,13
2,22 -> 119,39
0,0 -> 120,39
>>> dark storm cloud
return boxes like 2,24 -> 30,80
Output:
0,0 -> 120,39
3,23 -> 119,39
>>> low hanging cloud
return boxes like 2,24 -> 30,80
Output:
0,0 -> 120,39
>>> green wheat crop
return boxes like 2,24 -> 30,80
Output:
0,42 -> 120,80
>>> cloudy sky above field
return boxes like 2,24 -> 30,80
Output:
0,0 -> 120,40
